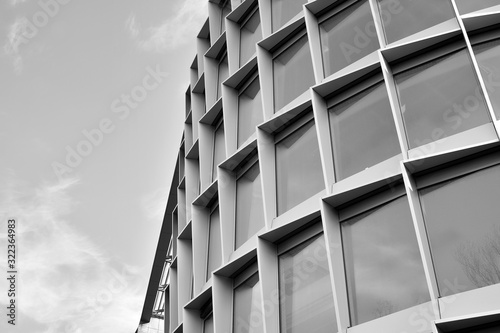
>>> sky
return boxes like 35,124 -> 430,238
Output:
0,0 -> 208,332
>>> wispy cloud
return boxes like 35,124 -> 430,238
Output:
141,187 -> 168,223
0,172 -> 146,332
127,0 -> 208,53
3,17 -> 29,74
125,13 -> 140,39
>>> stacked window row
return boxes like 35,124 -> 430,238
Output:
165,1 -> 500,333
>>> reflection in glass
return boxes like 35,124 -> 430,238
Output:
212,122 -> 225,182
279,234 -> 336,333
204,314 -> 214,333
395,49 -> 490,149
217,53 -> 229,100
329,82 -> 400,180
271,0 -> 307,32
273,35 -> 315,112
320,0 -> 379,77
455,0 -> 499,14
378,0 -> 455,44
474,39 -> 500,120
235,162 -> 265,249
276,120 -> 324,215
233,273 -> 264,333
240,9 -> 262,66
342,196 -> 429,325
238,77 -> 263,147
420,164 -> 500,297
207,208 -> 222,281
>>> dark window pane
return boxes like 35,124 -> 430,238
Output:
240,9 -> 262,66
420,164 -> 500,297
271,0 -> 307,32
342,196 -> 429,325
273,35 -> 315,112
329,82 -> 400,180
233,273 -> 264,333
207,209 -> 222,281
320,0 -> 379,77
204,314 -> 214,333
212,123 -> 225,182
279,234 -> 336,333
456,0 -> 499,14
238,78 -> 263,146
235,162 -> 265,249
474,39 -> 500,120
395,49 -> 490,149
217,54 -> 229,100
276,120 -> 324,215
378,0 -> 455,44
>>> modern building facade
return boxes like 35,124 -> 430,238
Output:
139,1 -> 500,333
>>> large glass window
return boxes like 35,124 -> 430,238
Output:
271,0 -> 307,32
240,8 -> 262,66
279,233 -> 336,333
217,52 -> 229,100
212,120 -> 225,182
233,273 -> 264,333
273,34 -> 315,113
342,195 -> 429,325
276,119 -> 324,215
455,0 -> 499,14
395,48 -> 491,150
329,81 -> 400,180
238,76 -> 263,147
474,38 -> 500,120
377,0 -> 455,44
235,161 -> 265,249
319,0 -> 379,77
420,163 -> 500,297
207,206 -> 222,281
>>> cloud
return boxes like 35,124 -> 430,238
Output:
0,172 -> 147,333
125,13 -> 140,39
3,17 -> 29,74
128,0 -> 208,52
141,187 -> 168,223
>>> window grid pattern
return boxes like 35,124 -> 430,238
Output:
148,1 -> 500,333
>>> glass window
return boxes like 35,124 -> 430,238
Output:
217,53 -> 229,100
419,164 -> 500,297
220,1 -> 231,34
329,82 -> 400,180
276,119 -> 324,215
455,0 -> 499,14
271,0 -> 307,32
279,233 -> 336,333
233,273 -> 264,333
377,0 -> 455,44
207,207 -> 222,281
235,161 -> 265,249
203,313 -> 214,333
395,49 -> 491,150
238,77 -> 263,147
320,0 -> 379,77
240,8 -> 262,66
342,196 -> 429,325
474,38 -> 500,120
212,121 -> 225,182
273,34 -> 315,112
